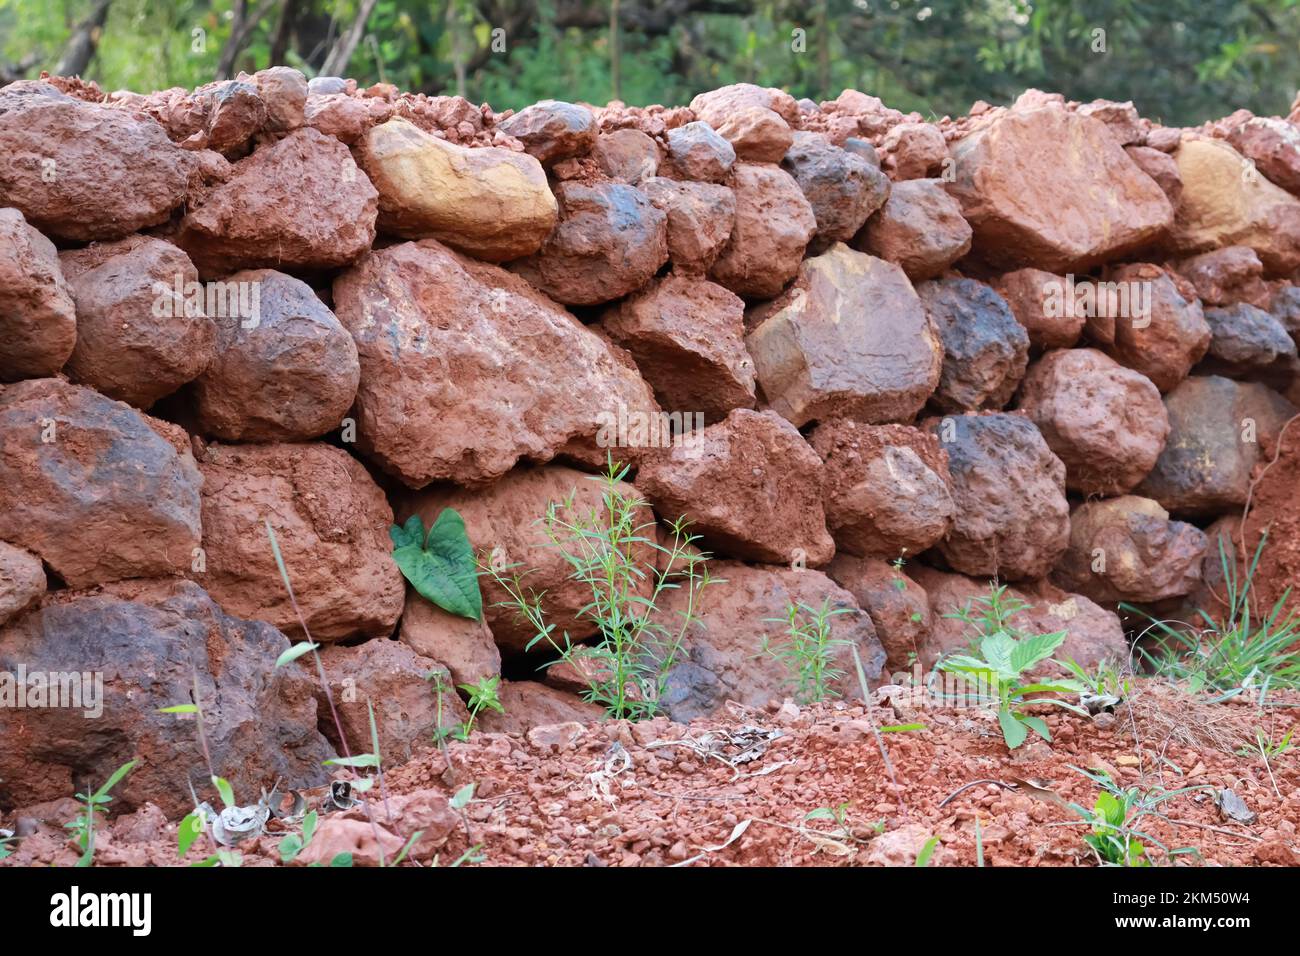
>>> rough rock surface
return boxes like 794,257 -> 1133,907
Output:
603,273 -> 756,421
59,236 -> 216,408
477,681 -> 604,734
880,122 -> 950,180
0,207 -> 77,382
809,420 -> 954,559
918,277 -> 1029,412
0,579 -> 334,817
1201,303 -> 1298,380
1175,246 -> 1269,307
359,118 -> 556,261
591,128 -> 660,183
781,132 -> 890,254
654,563 -> 885,721
946,106 -> 1173,271
1016,348 -> 1169,495
690,83 -> 800,128
193,269 -> 360,441
497,100 -> 597,165
1222,115 -> 1300,197
400,465 -> 657,655
512,181 -> 668,305
714,105 -> 793,163
1137,375 -> 1298,516
854,178 -> 972,281
0,83 -> 190,241
0,542 -> 44,627
0,378 -> 202,587
709,163 -> 817,299
745,244 -> 943,426
332,239 -> 657,487
177,127 -> 378,275
194,441 -> 404,642
398,590 -> 501,686
825,555 -> 930,672
926,412 -> 1070,581
661,121 -> 735,182
635,409 -> 835,566
1124,145 -> 1183,206
992,268 -> 1084,350
1052,496 -> 1207,604
639,177 -> 735,273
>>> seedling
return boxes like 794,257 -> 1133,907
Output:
804,803 -> 883,844
1237,727 -> 1294,800
456,675 -> 505,740
1059,768 -> 1207,867
759,598 -> 851,704
65,760 -> 136,868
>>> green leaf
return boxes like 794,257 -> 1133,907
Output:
914,835 -> 940,866
1020,714 -> 1052,741
158,704 -> 198,714
177,811 -> 204,857
330,852 -> 354,867
323,753 -> 380,768
1010,631 -> 1068,674
275,641 -> 319,669
278,834 -> 303,863
998,708 -> 1028,748
391,510 -> 483,620
880,723 -> 926,733
94,760 -> 137,801
302,810 -> 318,847
451,783 -> 476,810
212,776 -> 236,809
979,631 -> 1016,678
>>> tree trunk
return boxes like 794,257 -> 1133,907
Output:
268,0 -> 301,65
53,0 -> 113,77
610,0 -> 621,101
216,0 -> 281,80
320,0 -> 380,77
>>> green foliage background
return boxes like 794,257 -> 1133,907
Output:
1,0 -> 1296,125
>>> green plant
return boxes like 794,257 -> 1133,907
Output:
1237,726 -> 1294,800
1061,768 -> 1207,867
391,509 -> 483,620
759,598 -> 851,704
914,835 -> 941,866
937,584 -> 1086,748
456,675 -> 505,740
487,459 -> 714,720
1130,534 -> 1300,698
804,803 -> 883,845
1059,657 -> 1131,701
65,760 -> 136,867
890,555 -> 925,625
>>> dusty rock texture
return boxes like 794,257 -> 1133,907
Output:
661,121 -> 735,182
709,163 -> 817,299
497,100 -> 597,165
0,579 -> 334,818
854,178 -> 972,281
809,420 -> 955,559
1175,246 -> 1269,307
781,131 -> 890,254
635,409 -> 835,567
1015,348 -> 1169,495
992,268 -> 1085,351
0,542 -> 45,627
746,245 -> 943,427
0,378 -> 202,587
918,277 -> 1029,412
332,239 -> 657,487
826,554 -> 931,672
925,412 -> 1070,581
193,441 -> 404,642
398,590 -> 501,687
639,177 -> 735,274
0,207 -> 77,382
1201,303 -> 1298,381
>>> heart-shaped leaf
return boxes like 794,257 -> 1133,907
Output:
390,510 -> 483,621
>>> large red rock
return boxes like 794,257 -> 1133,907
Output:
0,208 -> 76,382
714,105 -> 793,163
709,163 -> 817,299
661,121 -> 736,183
1052,496 -> 1207,604
602,273 -> 755,421
177,127 -> 378,276
781,131 -> 890,254
926,411 -> 1070,581
879,122 -> 949,180
1222,115 -> 1300,196
917,277 -> 1029,411
332,239 -> 658,488
745,244 -> 943,426
992,268 -> 1085,350
0,378 -> 201,587
497,100 -> 597,165
0,83 -> 190,241
1175,246 -> 1270,308
193,442 -> 404,642
825,555 -> 930,672
1016,348 -> 1169,495
512,181 -> 668,306
477,680 -> 604,734
398,589 -> 501,686
853,178 -> 972,281
635,409 -> 835,566
690,83 -> 801,127
1201,303 -> 1299,381
399,465 -> 657,655
192,269 -> 359,441
591,128 -> 661,183
640,177 -> 735,274
809,420 -> 954,559
1124,145 -> 1183,207
0,579 -> 334,817
0,541 -> 44,627
652,562 -> 885,720
946,106 -> 1173,271
59,236 -> 217,409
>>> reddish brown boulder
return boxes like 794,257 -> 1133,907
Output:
639,177 -> 735,274
1271,284 -> 1300,344
661,121 -> 735,183
194,442 -> 404,642
333,240 -> 657,487
854,178 -> 972,281
1222,115 -> 1300,195
592,128 -> 661,183
690,83 -> 800,127
1052,496 -> 1207,604
0,208 -> 76,382
1088,262 -> 1212,392
714,106 -> 793,163
192,269 -> 359,441
497,100 -> 597,165
400,465 -> 657,654
0,379 -> 201,587
918,277 -> 1029,412
177,127 -> 378,276
709,163 -> 817,299
252,66 -> 308,133
781,132 -> 891,254
653,562 -> 884,720
635,409 -> 835,566
825,555 -> 930,672
398,590 -> 501,687
809,420 -> 954,559
1016,348 -> 1169,495
1076,100 -> 1145,146
1201,303 -> 1299,380
512,181 -> 668,305
0,83 -> 190,241
1124,145 -> 1183,207
926,411 -> 1070,581
304,92 -> 383,144
745,245 -> 943,426
879,122 -> 949,180
191,79 -> 267,156
477,681 -> 604,734
603,273 -> 755,421
1175,246 -> 1270,307
59,236 -> 217,408
0,541 -> 44,627
992,268 -> 1085,350
1137,375 -> 1297,516
947,106 -> 1172,271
